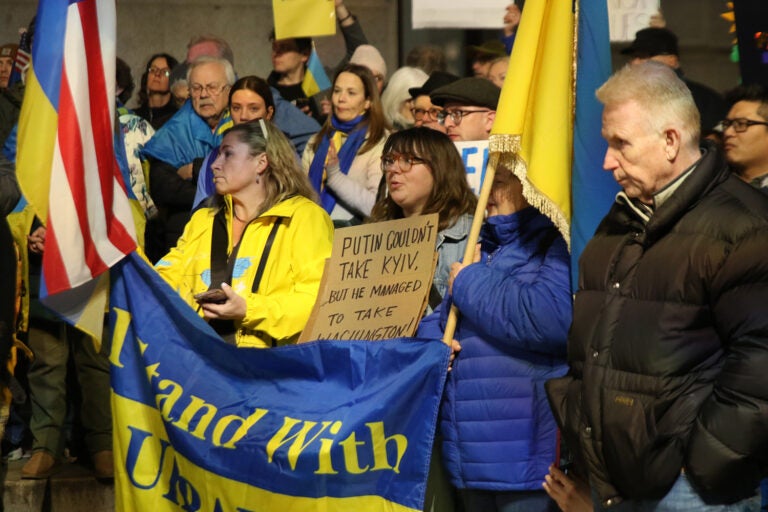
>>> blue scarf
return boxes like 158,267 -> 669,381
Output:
308,114 -> 368,213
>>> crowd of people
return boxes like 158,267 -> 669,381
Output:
0,2 -> 767,512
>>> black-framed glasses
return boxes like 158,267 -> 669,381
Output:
381,153 -> 430,173
189,83 -> 230,97
149,66 -> 170,78
721,117 -> 768,133
437,109 -> 490,126
410,107 -> 442,121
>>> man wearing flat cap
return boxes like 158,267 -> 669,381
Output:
408,71 -> 459,134
430,77 -> 501,142
622,27 -> 726,133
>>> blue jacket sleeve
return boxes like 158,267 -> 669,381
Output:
451,235 -> 571,356
272,88 -> 321,157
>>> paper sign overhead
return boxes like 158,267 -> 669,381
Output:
273,0 -> 336,40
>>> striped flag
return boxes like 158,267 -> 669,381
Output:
8,29 -> 31,87
302,47 -> 332,98
16,0 -> 136,339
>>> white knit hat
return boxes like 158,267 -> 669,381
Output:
349,45 -> 387,80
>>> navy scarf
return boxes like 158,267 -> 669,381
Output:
308,114 -> 368,213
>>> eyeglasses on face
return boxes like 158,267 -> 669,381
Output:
149,66 -> 170,78
721,117 -> 768,133
381,153 -> 430,173
189,83 -> 229,97
437,109 -> 490,126
410,107 -> 442,121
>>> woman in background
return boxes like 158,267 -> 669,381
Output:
381,66 -> 428,131
135,52 -> 179,129
303,63 -> 389,226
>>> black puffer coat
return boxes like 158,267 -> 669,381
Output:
546,143 -> 768,506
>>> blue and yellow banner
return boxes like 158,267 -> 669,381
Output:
109,252 -> 449,511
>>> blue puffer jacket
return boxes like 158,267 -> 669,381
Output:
418,206 -> 572,491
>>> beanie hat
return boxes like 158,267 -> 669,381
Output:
349,45 -> 387,80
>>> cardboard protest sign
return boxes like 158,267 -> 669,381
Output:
300,214 -> 439,343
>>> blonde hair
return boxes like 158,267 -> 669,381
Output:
223,120 -> 318,214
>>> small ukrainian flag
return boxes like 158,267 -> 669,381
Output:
302,47 -> 332,97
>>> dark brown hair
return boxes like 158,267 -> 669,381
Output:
369,127 -> 476,231
310,63 -> 389,155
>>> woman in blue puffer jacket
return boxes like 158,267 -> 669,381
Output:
418,165 -> 572,512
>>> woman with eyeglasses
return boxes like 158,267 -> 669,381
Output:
156,120 -> 333,348
418,164 -> 571,512
369,127 -> 476,311
135,53 -> 180,130
303,63 -> 389,227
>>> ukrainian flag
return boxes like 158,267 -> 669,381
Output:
489,0 -> 618,288
302,47 -> 332,98
110,252 -> 449,512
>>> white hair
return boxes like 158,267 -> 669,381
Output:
186,56 -> 236,86
380,66 -> 429,129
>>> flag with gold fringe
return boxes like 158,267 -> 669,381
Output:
489,0 -> 618,289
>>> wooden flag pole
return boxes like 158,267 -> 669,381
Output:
442,151 -> 499,346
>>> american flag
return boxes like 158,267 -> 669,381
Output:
8,28 -> 31,87
15,0 -> 136,339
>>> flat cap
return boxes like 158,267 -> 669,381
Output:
408,71 -> 460,99
430,77 -> 501,110
0,44 -> 18,60
469,40 -> 507,60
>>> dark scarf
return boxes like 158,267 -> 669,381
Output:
308,114 -> 367,213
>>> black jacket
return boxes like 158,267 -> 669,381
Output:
546,143 -> 768,506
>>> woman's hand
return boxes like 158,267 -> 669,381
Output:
542,464 -> 593,512
448,339 -> 462,371
28,226 -> 46,255
326,140 -> 340,170
447,243 -> 481,295
200,283 -> 247,321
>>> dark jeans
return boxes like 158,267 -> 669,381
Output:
460,488 -> 558,512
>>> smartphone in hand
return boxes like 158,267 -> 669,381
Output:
193,289 -> 227,304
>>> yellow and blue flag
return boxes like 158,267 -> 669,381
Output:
302,47 -> 332,98
109,252 -> 449,512
490,0 -> 618,289
15,0 -> 136,339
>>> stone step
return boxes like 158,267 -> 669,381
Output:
3,458 -> 114,512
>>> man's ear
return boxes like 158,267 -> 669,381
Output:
664,128 -> 682,161
485,111 -> 497,133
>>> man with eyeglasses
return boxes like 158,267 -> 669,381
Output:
429,77 -> 501,142
546,61 -> 768,511
722,84 -> 768,192
141,56 -> 235,262
407,71 -> 458,134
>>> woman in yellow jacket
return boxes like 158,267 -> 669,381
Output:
156,120 -> 333,348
